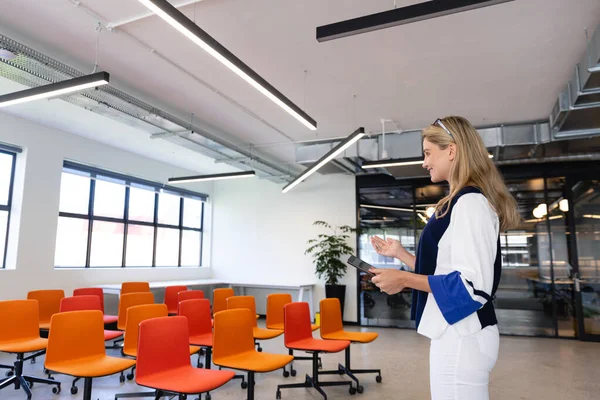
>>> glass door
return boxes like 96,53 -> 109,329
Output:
569,179 -> 600,341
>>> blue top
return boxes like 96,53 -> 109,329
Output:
411,186 -> 501,331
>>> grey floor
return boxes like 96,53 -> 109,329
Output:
1,323 -> 599,400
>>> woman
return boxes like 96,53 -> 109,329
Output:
369,116 -> 520,399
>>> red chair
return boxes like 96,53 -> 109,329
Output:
275,302 -> 354,399
135,316 -> 234,399
177,290 -> 204,314
178,299 -> 213,368
164,285 -> 188,315
73,288 -> 117,324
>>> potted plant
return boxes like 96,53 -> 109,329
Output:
305,221 -> 357,318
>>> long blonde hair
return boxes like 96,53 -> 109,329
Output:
422,116 -> 521,231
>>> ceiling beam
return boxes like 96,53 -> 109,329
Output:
316,0 -> 514,42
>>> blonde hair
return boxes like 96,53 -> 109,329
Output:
422,116 -> 521,231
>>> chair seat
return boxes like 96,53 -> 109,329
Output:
137,365 -> 234,394
124,345 -> 200,358
0,338 -> 47,353
321,330 -> 379,343
215,351 -> 293,373
253,327 -> 282,340
46,355 -> 136,378
103,315 -> 118,324
104,330 -> 123,341
189,333 -> 212,347
287,338 -> 349,353
269,323 -> 319,332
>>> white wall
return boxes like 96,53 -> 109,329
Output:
0,111 -> 214,301
211,173 -> 359,322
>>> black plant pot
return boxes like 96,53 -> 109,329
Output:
325,284 -> 346,319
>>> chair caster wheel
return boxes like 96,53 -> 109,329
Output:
257,347 -> 263,352
376,375 -> 382,383
5,370 -> 13,377
349,386 -> 357,395
205,394 -> 211,400
31,357 -> 36,364
290,369 -> 297,377
198,363 -> 203,368
126,373 -> 134,381
71,386 -> 78,395
241,381 -> 248,389
276,390 -> 281,399
25,380 -> 33,388
52,385 -> 61,394
119,374 -> 125,383
282,370 -> 289,378
357,385 -> 364,394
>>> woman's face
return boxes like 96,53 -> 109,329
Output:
422,139 -> 454,183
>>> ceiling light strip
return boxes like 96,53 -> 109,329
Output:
362,154 -> 493,169
138,0 -> 317,131
0,72 -> 110,108
168,170 -> 256,183
360,204 -> 414,212
282,127 -> 365,193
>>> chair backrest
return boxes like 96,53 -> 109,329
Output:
266,293 -> 293,329
121,282 -> 150,295
212,288 -> 234,315
136,316 -> 191,382
73,288 -> 105,313
123,304 -> 168,358
178,290 -> 204,302
117,292 -> 155,330
60,295 -> 102,313
0,300 -> 41,343
178,299 -> 212,337
319,298 -> 344,337
212,309 -> 255,362
283,302 -> 313,346
226,296 -> 257,327
27,290 -> 65,326
46,310 -> 105,365
164,285 -> 188,313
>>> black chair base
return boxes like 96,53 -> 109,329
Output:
318,347 -> 381,392
0,352 -> 61,399
276,352 -> 353,400
282,349 -> 322,377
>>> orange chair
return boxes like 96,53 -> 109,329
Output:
73,287 -> 118,324
227,296 -> 282,352
179,299 -> 213,368
45,310 -> 135,400
213,309 -> 293,400
117,292 -> 155,331
26,289 -> 64,330
276,302 -> 354,399
134,317 -> 234,399
114,304 -> 201,399
212,287 -> 234,316
164,285 -> 188,314
60,296 -> 123,342
320,298 -> 382,390
266,293 -> 321,377
121,281 -> 150,295
0,300 -> 61,398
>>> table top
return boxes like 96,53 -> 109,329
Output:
95,279 -> 315,294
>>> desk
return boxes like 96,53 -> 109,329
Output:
95,280 -> 316,320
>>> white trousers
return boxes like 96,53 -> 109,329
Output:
429,325 -> 499,400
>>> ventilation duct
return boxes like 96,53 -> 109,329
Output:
550,24 -> 600,139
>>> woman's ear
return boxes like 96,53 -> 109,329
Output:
448,143 -> 457,161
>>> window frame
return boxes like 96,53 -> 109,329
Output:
0,150 -> 16,269
56,162 -> 206,268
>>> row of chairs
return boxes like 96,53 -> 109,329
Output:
1,284 -> 382,399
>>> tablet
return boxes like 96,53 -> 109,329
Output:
347,255 -> 375,276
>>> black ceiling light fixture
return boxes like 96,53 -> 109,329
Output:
168,170 -> 256,184
137,0 -> 317,131
316,0 -> 514,42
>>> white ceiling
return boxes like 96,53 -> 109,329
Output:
0,0 -> 599,172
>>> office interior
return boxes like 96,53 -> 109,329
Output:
0,1 -> 598,399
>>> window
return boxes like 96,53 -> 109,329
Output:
0,150 -> 16,269
55,162 -> 206,268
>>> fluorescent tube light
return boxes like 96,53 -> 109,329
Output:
282,128 -> 365,193
0,72 -> 110,108
169,170 -> 256,183
362,153 -> 493,169
138,0 -> 317,131
360,204 -> 414,212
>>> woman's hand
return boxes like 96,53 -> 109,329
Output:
370,236 -> 404,259
369,268 -> 407,295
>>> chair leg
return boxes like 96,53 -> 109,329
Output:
247,371 -> 255,400
83,377 -> 93,400
0,376 -> 16,390
114,390 -> 158,399
335,347 -> 381,390
0,353 -> 60,399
